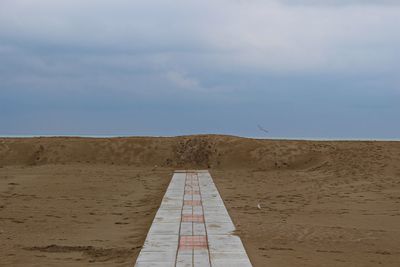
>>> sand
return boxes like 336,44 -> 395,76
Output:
1,135 -> 400,266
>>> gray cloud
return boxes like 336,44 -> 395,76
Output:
0,0 -> 399,138
1,1 -> 399,74
279,0 -> 400,6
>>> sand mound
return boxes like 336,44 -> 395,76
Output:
0,135 -> 333,170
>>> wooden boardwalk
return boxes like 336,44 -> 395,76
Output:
135,170 -> 252,267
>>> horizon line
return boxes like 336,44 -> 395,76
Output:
0,134 -> 399,142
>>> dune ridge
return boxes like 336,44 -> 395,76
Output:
2,135 -> 395,171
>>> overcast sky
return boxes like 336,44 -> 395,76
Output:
0,0 -> 399,139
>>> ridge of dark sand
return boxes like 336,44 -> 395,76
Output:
1,135 -> 400,266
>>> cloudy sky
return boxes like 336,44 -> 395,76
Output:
0,0 -> 399,138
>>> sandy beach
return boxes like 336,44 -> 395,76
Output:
1,135 -> 400,266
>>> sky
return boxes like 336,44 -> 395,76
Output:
0,0 -> 399,139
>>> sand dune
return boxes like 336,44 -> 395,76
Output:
1,135 -> 400,266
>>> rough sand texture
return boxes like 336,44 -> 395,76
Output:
0,165 -> 171,266
1,135 -> 400,266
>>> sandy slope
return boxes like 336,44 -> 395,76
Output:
1,135 -> 400,266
